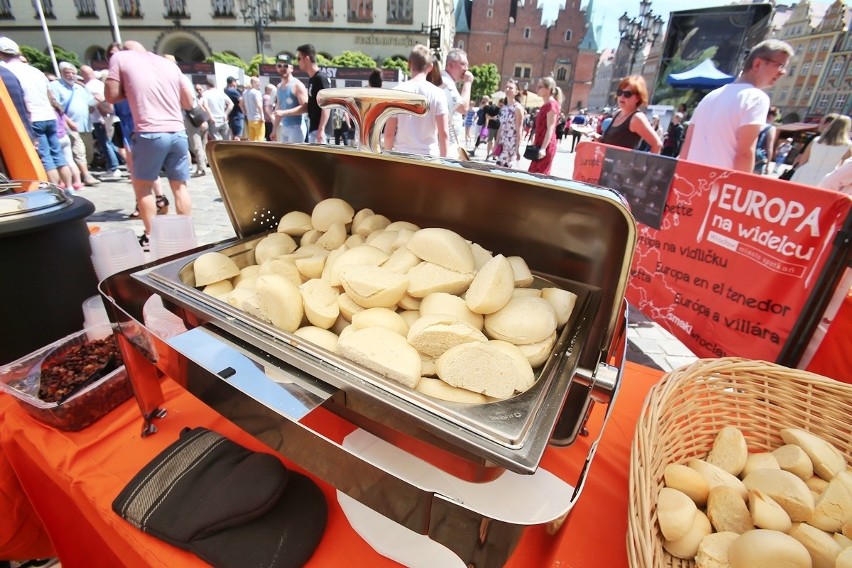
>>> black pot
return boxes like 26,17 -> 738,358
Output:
0,185 -> 99,364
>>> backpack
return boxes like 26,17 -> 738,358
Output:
755,125 -> 771,163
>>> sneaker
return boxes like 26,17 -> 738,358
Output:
100,170 -> 125,182
139,233 -> 150,252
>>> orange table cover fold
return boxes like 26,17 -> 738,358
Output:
0,362 -> 663,567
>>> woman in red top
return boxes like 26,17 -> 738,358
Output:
528,77 -> 563,175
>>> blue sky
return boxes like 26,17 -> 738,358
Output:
539,0 -> 738,50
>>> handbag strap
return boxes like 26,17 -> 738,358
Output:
62,84 -> 76,114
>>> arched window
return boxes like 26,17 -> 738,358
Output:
486,8 -> 492,18
486,43 -> 491,53
457,40 -> 464,50
556,67 -> 567,81
564,30 -> 572,42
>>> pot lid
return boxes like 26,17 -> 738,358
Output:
0,183 -> 71,223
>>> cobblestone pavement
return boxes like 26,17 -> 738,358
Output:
76,140 -> 697,373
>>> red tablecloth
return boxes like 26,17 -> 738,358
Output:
0,362 -> 664,567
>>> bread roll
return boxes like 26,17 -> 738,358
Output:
465,254 -> 515,314
277,210 -> 313,236
420,354 -> 436,377
706,426 -> 749,477
484,296 -> 558,345
809,471 -> 852,533
337,292 -> 365,321
780,428 -> 846,481
293,326 -> 339,352
695,531 -> 738,568
727,529 -> 811,568
351,207 -> 375,229
407,314 -> 488,357
773,444 -> 815,480
419,292 -> 482,330
470,242 -> 493,270
788,522 -> 842,568
299,278 -> 340,329
415,377 -> 489,404
381,247 -> 421,274
658,487 -> 699,541
512,288 -> 542,298
337,327 -> 421,388
665,463 -> 710,506
805,476 -> 829,494
540,287 -> 577,328
254,232 -> 298,265
385,220 -> 420,232
259,258 -> 303,287
194,251 -> 240,286
365,230 -> 398,254
837,548 -> 852,568
832,532 -> 852,548
488,340 -> 536,392
516,331 -> 557,368
203,279 -> 233,301
315,221 -> 348,251
294,255 -> 327,280
506,256 -> 534,287
662,510 -> 712,560
707,485 -> 753,534
844,518 -> 852,539
436,342 -> 524,399
748,489 -> 792,532
352,213 -> 391,237
255,274 -> 304,332
351,307 -> 409,336
339,265 -> 408,309
397,293 -> 421,311
311,197 -> 354,231
742,468 -> 815,522
344,234 -> 366,248
232,264 -> 261,287
406,227 -> 475,274
398,309 -> 421,329
326,245 -> 388,287
226,287 -> 257,310
406,262 -> 474,298
742,452 -> 781,478
687,459 -> 748,500
300,229 -> 321,246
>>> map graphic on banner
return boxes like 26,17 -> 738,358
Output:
574,142 -> 851,362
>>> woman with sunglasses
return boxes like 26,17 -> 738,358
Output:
528,77 -> 563,175
600,76 -> 661,153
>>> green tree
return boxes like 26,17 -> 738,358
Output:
246,54 -> 274,76
317,53 -> 333,67
19,45 -> 81,75
205,52 -> 248,71
330,50 -> 376,68
382,56 -> 409,74
470,63 -> 499,102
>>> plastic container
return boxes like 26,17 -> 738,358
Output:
89,228 -> 146,281
0,324 -> 133,431
150,215 -> 198,260
82,295 -> 111,340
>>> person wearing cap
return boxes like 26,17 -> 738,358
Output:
105,40 -> 195,249
270,54 -> 308,143
296,44 -> 330,144
48,61 -> 102,186
224,76 -> 244,140
0,36 -> 74,188
0,61 -> 33,141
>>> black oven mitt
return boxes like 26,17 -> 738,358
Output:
113,427 -> 327,568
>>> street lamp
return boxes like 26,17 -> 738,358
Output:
618,0 -> 664,75
238,0 -> 278,60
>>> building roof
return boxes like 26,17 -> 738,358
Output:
454,0 -> 472,34
578,0 -> 599,51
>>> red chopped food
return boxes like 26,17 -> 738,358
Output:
38,336 -> 124,402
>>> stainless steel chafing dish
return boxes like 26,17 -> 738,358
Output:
100,89 -> 636,567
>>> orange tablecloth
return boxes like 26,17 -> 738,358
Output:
0,362 -> 663,567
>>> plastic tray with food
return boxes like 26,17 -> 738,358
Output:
0,324 -> 132,431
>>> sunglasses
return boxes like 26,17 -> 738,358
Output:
616,89 -> 635,98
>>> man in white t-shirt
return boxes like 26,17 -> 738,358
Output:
202,79 -> 233,140
383,45 -> 449,158
441,48 -> 473,157
681,39 -> 793,172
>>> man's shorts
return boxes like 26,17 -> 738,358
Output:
229,114 -> 245,139
486,127 -> 499,143
247,120 -> 265,142
67,130 -> 87,166
131,131 -> 190,182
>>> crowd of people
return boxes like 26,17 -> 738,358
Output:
2,35 -> 850,253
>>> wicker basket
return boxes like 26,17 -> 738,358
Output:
627,357 -> 852,568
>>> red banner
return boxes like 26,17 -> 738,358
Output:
574,142 -> 852,363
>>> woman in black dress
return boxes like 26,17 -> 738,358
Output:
600,75 -> 662,153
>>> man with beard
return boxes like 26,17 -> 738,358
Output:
270,54 -> 309,143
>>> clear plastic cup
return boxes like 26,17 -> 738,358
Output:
82,295 -> 112,340
150,215 -> 198,260
89,228 -> 145,280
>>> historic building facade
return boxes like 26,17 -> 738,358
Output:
0,0 -> 454,65
768,0 -> 850,121
453,0 -> 598,112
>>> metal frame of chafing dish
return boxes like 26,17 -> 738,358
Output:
100,88 -> 637,566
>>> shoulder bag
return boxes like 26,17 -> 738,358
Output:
524,145 -> 542,161
186,105 -> 210,128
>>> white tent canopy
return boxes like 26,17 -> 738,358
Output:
667,59 -> 735,89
